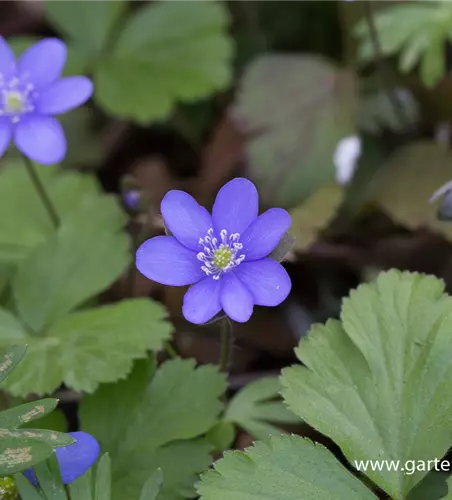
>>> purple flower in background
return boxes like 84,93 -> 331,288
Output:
24,432 -> 100,485
0,37 -> 93,165
136,178 -> 292,324
123,189 -> 141,211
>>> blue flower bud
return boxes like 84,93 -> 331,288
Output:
24,431 -> 100,486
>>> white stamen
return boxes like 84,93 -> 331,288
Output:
0,72 -> 36,123
197,227 -> 246,279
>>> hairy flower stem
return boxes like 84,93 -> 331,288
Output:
23,156 -> 60,229
219,317 -> 234,373
363,1 -> 412,133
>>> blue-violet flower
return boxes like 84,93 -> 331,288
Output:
0,37 -> 93,165
136,178 -> 292,324
24,431 -> 100,485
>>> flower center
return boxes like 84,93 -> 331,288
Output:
0,74 -> 37,123
4,91 -> 24,113
197,228 -> 245,280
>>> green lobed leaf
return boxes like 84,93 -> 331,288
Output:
0,436 -> 54,475
282,270 -> 452,499
0,162 -> 108,263
225,377 -> 300,441
354,2 -> 452,88
13,194 -> 129,333
80,358 -> 226,500
0,345 -> 27,385
231,54 -> 358,208
45,1 -> 127,57
197,434 -> 378,500
95,1 -> 233,123
0,299 -> 171,396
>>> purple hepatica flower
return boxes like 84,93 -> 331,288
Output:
136,178 -> 292,324
24,432 -> 100,485
0,37 -> 93,165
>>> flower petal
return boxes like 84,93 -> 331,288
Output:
0,119 -> 12,158
56,432 -> 100,484
14,116 -> 66,165
161,190 -> 213,251
220,272 -> 254,323
234,258 -> 291,306
136,235 -> 204,286
18,38 -> 67,89
0,37 -> 16,80
242,208 -> 291,261
24,432 -> 100,485
212,178 -> 258,235
36,76 -> 93,115
183,277 -> 221,324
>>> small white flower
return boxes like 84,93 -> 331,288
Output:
333,136 -> 362,186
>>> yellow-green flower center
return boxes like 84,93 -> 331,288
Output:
5,91 -> 24,113
212,246 -> 233,269
197,228 -> 246,280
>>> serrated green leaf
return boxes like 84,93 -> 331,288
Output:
0,162 -> 106,263
0,399 -> 57,429
80,358 -> 226,500
0,345 -> 26,384
95,1 -> 233,123
95,454 -> 111,500
232,54 -> 357,208
0,437 -> 54,475
79,358 -> 155,456
45,1 -> 127,57
13,195 -> 129,333
69,467 -> 93,500
197,434 -> 378,500
1,300 -> 171,396
354,2 -> 452,88
225,377 -> 299,441
282,270 -> 452,499
15,472 -> 44,500
35,454 -> 66,500
139,468 -> 163,500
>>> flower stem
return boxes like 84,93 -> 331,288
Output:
23,156 -> 60,229
164,341 -> 178,359
219,318 -> 234,373
363,1 -> 412,132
